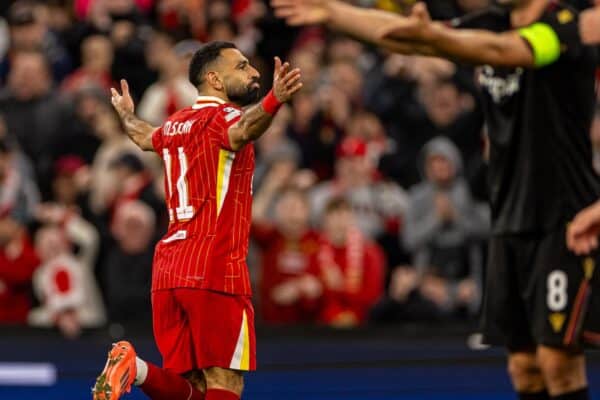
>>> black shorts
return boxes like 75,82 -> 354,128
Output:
481,228 -> 600,350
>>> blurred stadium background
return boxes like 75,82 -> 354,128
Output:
0,0 -> 599,399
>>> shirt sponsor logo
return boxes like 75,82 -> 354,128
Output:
478,66 -> 523,103
164,120 -> 195,136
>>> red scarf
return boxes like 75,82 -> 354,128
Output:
318,228 -> 365,293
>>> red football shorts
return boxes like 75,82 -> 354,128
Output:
151,288 -> 256,374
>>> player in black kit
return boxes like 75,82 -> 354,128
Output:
271,0 -> 599,399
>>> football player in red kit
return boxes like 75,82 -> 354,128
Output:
92,41 -> 302,400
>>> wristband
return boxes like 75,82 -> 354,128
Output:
261,90 -> 283,115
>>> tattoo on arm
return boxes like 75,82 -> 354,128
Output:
228,103 -> 274,151
119,110 -> 157,151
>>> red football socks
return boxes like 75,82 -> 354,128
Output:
139,362 -> 205,400
205,388 -> 240,400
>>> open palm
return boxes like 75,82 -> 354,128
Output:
110,79 -> 135,117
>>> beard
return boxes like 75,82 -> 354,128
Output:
226,78 -> 261,107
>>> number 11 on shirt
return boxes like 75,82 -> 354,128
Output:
162,147 -> 194,222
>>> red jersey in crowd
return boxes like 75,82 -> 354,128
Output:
151,96 -> 255,295
0,233 -> 39,323
311,229 -> 385,325
252,223 -> 321,323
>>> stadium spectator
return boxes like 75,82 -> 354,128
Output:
380,137 -> 488,320
0,213 -> 38,324
137,31 -> 197,126
74,0 -> 154,21
344,111 -> 390,166
107,152 -> 164,227
0,138 -> 40,225
61,34 -> 115,94
50,155 -> 90,210
103,200 -> 156,322
311,198 -> 385,328
29,207 -> 106,338
0,113 -> 36,181
154,0 -> 206,40
253,105 -> 301,190
3,0 -> 72,82
88,105 -> 152,215
78,0 -> 154,99
253,181 -> 322,324
310,136 -> 408,241
0,50 -> 76,191
288,48 -> 320,92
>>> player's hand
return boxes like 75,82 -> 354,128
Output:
271,0 -> 331,26
272,57 -> 303,103
111,79 -> 135,117
376,2 -> 434,42
567,200 -> 600,255
580,7 -> 600,45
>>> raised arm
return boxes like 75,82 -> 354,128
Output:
271,0 -> 438,56
380,3 -> 535,67
228,57 -> 302,151
272,0 -> 537,67
111,79 -> 157,151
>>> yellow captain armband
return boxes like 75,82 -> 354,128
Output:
518,22 -> 561,68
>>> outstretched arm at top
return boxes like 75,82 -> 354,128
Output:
272,0 -> 537,67
111,79 -> 157,151
379,3 -> 537,67
271,0 -> 438,55
227,57 -> 303,151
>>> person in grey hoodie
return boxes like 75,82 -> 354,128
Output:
372,136 -> 489,322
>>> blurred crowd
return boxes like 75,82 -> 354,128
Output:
0,0 -> 598,337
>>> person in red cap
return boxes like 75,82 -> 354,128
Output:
51,155 -> 89,210
309,135 -> 408,242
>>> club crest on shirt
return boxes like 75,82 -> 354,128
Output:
478,65 -> 523,104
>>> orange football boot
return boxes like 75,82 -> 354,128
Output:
92,341 -> 137,400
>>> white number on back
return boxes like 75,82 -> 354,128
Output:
162,147 -> 194,221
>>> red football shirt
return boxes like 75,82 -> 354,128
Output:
252,223 -> 321,323
0,234 -> 39,323
310,230 -> 385,324
151,96 -> 254,295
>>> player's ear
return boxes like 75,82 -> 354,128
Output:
206,71 -> 224,91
